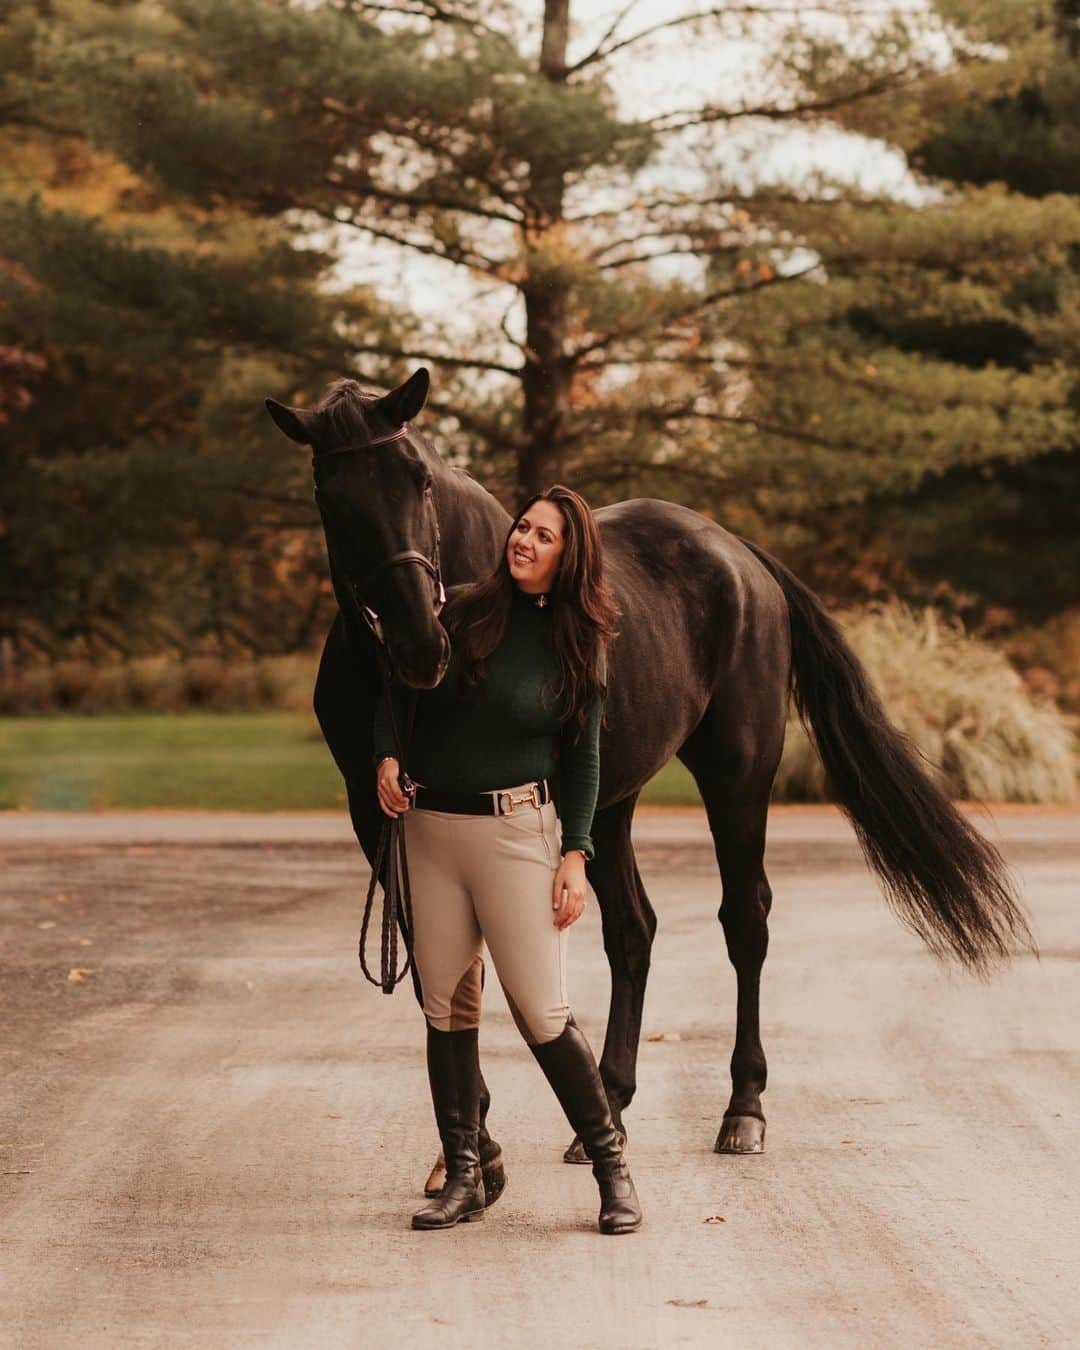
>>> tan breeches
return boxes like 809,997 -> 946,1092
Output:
401,786 -> 570,1045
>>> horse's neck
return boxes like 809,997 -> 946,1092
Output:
430,461 -> 511,583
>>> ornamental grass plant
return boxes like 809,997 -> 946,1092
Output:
775,603 -> 1076,803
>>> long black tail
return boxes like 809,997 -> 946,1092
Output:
741,539 -> 1033,973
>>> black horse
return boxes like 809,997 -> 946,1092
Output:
266,368 -> 1030,1162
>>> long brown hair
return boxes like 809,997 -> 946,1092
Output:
442,485 -> 620,736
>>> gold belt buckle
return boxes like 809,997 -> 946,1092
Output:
498,783 -> 542,815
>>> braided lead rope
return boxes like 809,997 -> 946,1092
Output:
358,641 -> 419,993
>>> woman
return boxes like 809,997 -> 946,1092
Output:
372,485 -> 642,1236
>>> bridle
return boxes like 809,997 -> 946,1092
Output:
312,422 -> 446,647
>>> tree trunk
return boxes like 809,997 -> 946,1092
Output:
519,0 -> 572,497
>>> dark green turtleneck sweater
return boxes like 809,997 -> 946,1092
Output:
372,582 -> 604,860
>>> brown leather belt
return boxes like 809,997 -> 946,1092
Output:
412,778 -> 551,816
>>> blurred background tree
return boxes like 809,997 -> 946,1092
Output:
2,0 -> 1077,665
0,0 -> 391,654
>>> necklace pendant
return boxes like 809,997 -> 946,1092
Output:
535,592 -> 548,607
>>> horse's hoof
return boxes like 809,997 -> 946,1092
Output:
423,1152 -> 446,1197
481,1149 -> 507,1209
563,1135 -> 590,1165
714,1115 -> 766,1154
563,1129 -> 626,1165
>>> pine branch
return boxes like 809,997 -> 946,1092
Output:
496,294 -> 526,354
302,202 -> 513,280
596,244 -> 741,271
643,66 -> 935,133
586,225 -> 701,261
566,400 -> 881,457
424,396 -> 520,446
320,98 -> 523,214
567,190 -> 900,225
570,263 -> 818,360
0,101 -> 82,137
324,167 -> 522,223
566,6 -> 927,77
348,341 -> 522,376
350,0 -> 518,50
573,456 -> 742,490
564,0 -> 644,76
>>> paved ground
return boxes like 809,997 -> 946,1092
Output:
1,806 -> 1078,1349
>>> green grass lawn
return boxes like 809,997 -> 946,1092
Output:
0,712 -> 703,811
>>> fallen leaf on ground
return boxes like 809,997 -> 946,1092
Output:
841,1139 -> 855,1145
66,968 -> 99,983
667,1299 -> 709,1308
645,1032 -> 682,1042
704,1215 -> 726,1224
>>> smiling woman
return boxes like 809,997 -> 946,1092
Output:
373,484 -> 641,1235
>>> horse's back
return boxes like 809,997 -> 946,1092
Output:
595,498 -> 790,683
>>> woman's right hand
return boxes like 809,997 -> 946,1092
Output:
376,757 -> 412,818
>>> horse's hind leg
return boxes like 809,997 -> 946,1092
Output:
680,732 -> 775,1155
562,794 -> 656,1163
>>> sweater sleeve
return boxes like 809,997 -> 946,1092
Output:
372,680 -> 411,768
556,686 -> 605,861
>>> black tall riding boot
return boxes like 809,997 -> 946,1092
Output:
411,1025 -> 486,1230
423,1079 -> 507,1207
529,1014 -> 643,1235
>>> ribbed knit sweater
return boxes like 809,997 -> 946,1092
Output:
372,581 -> 604,860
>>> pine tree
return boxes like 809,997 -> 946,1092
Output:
737,0 -> 1080,614
0,1 -> 388,651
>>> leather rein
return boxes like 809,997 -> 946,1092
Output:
313,421 -> 445,993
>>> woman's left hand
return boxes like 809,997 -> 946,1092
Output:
552,851 -> 588,930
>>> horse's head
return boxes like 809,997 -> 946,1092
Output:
265,368 -> 449,688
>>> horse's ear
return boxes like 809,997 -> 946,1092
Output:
265,398 -> 319,445
370,368 -> 430,427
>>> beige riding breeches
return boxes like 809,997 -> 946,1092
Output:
402,784 -> 570,1045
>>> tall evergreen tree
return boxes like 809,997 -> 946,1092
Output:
0,1 -> 389,651
737,0 -> 1080,613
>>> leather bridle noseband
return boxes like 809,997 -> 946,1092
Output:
312,422 -> 446,647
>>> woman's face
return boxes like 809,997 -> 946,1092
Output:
507,499 -> 566,593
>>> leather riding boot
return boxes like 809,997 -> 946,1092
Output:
529,1014 -> 643,1235
411,1025 -> 486,1230
424,1087 -> 507,1206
